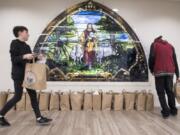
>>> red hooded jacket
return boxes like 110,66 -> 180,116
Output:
148,38 -> 179,78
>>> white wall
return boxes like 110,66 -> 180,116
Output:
0,0 -> 180,106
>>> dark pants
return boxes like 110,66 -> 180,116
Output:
155,75 -> 177,115
0,80 -> 41,118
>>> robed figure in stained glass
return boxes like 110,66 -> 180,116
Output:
80,23 -> 97,70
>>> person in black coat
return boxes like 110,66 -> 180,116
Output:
0,26 -> 52,127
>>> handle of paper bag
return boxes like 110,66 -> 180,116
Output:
32,57 -> 35,63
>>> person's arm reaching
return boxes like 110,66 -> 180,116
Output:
10,41 -> 25,64
148,43 -> 155,74
172,47 -> 180,81
10,41 -> 34,64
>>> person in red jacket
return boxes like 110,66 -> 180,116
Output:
149,36 -> 180,118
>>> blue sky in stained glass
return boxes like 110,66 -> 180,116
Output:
75,11 -> 103,15
72,11 -> 103,24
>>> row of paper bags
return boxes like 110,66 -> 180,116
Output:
0,90 -> 154,111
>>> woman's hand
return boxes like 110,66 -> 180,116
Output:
37,54 -> 43,60
23,53 -> 34,60
177,78 -> 180,82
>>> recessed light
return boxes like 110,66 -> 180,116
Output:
113,8 -> 119,12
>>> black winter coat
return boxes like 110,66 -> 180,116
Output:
10,39 -> 32,81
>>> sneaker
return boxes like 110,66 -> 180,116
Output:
36,116 -> 52,125
41,116 -> 52,122
0,117 -> 11,127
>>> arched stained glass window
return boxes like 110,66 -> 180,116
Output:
34,0 -> 148,82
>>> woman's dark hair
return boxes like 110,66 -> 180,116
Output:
85,23 -> 95,32
13,26 -> 28,37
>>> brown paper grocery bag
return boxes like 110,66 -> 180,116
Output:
146,91 -> 154,111
70,91 -> 83,111
39,92 -> 50,111
46,65 -> 50,81
60,92 -> 70,111
102,92 -> 113,111
16,92 -> 26,111
83,92 -> 93,111
50,92 -> 60,111
135,91 -> 146,111
174,82 -> 180,103
113,92 -> 124,111
92,91 -> 102,110
124,92 -> 136,111
23,60 -> 47,90
0,91 -> 8,109
7,91 -> 16,111
26,91 -> 40,111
